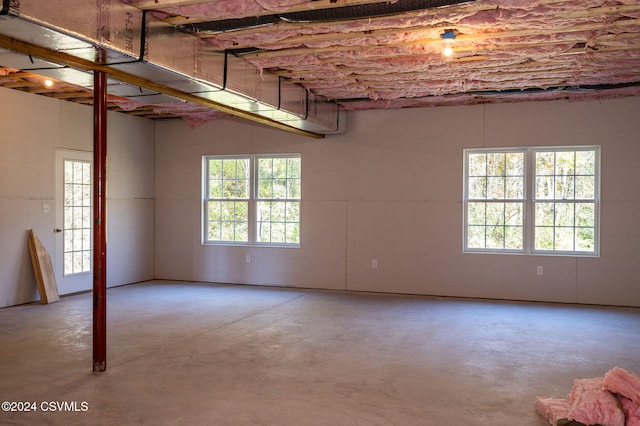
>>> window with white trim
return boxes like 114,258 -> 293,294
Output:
203,154 -> 301,246
463,146 -> 600,256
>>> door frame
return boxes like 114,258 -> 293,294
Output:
54,149 -> 93,295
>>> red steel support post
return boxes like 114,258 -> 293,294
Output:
93,52 -> 108,373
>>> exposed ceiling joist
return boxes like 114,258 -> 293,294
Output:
212,7 -> 640,55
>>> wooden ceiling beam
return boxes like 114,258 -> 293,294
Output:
30,88 -> 70,95
50,91 -> 93,100
0,81 -> 32,89
563,4 -> 640,18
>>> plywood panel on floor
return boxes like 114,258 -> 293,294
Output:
27,229 -> 59,304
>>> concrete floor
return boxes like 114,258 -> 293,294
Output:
1,281 -> 639,426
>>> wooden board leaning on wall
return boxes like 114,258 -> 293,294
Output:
27,229 -> 60,304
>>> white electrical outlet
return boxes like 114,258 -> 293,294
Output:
372,259 -> 378,268
537,266 -> 543,275
42,203 -> 50,213
246,254 -> 251,263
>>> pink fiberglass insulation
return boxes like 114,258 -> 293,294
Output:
304,49 -> 640,95
246,54 -> 326,70
535,397 -> 570,425
109,96 -> 148,111
0,67 -> 20,77
341,86 -> 640,111
124,0 -> 262,21
93,0 -> 640,119
169,109 -> 228,128
566,378 -> 625,426
256,0 -> 314,11
150,101 -> 229,128
128,0 -> 312,21
130,0 -> 640,109
604,368 -> 640,406
203,29 -> 303,51
108,97 -> 229,127
621,396 -> 640,426
201,0 -> 620,50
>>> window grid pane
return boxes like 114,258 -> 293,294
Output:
533,149 -> 597,254
205,158 -> 250,243
466,201 -> 524,250
63,159 -> 91,276
256,156 -> 301,245
465,151 -> 525,251
257,201 -> 300,244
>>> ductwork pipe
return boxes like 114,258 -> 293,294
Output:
0,0 -> 345,134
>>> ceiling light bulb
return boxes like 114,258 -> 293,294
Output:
44,79 -> 54,88
441,29 -> 457,58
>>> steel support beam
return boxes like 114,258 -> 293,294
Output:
92,51 -> 108,373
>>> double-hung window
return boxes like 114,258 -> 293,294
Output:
203,154 -> 301,246
463,146 -> 600,256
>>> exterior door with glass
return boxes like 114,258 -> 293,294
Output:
54,149 -> 93,295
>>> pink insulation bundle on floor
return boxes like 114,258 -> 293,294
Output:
604,368 -> 640,426
604,368 -> 640,406
535,397 -> 570,425
536,368 -> 640,426
566,378 -> 625,426
619,397 -> 640,426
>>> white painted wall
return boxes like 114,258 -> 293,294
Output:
155,97 -> 640,307
0,87 -> 155,308
2,85 -> 635,308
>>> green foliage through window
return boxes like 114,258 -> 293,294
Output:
203,155 -> 301,246
256,157 -> 301,244
464,147 -> 599,256
466,151 -> 525,250
533,150 -> 597,253
205,158 -> 250,243
63,159 -> 92,275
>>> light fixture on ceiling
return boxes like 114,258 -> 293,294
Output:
43,79 -> 54,88
441,29 -> 457,57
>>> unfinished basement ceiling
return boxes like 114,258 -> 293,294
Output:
2,0 -> 640,130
